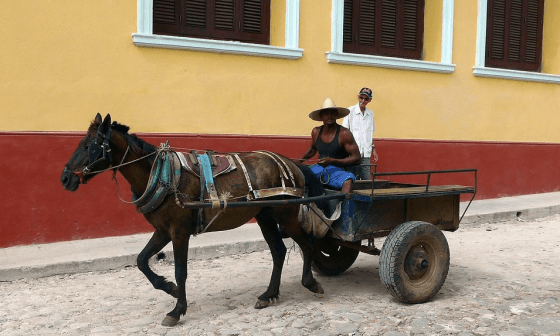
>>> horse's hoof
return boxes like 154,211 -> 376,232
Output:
162,315 -> 179,327
315,282 -> 324,294
254,299 -> 270,309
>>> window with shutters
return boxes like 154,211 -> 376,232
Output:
343,0 -> 425,60
153,0 -> 270,45
485,0 -> 544,71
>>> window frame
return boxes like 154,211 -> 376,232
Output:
327,0 -> 456,73
484,0 -> 544,72
133,0 -> 303,59
474,0 -> 560,84
342,0 -> 426,60
153,0 -> 271,45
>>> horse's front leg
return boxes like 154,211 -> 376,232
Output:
254,208 -> 287,309
162,234 -> 190,327
137,230 -> 179,298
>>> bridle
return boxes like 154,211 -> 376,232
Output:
66,126 -> 155,184
82,127 -> 114,176
66,125 -> 178,206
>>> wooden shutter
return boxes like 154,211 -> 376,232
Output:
153,0 -> 270,45
486,0 -> 544,71
343,0 -> 424,60
153,0 -> 182,35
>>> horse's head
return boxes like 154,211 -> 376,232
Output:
61,113 -> 114,191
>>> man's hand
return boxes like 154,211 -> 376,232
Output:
317,157 -> 334,166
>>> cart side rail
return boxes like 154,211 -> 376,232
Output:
369,168 -> 477,223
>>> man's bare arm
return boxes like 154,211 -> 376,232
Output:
298,128 -> 319,163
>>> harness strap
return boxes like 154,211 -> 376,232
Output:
196,154 -> 206,234
256,151 -> 286,190
132,153 -> 163,207
234,154 -> 256,200
256,150 -> 297,189
198,154 -> 220,209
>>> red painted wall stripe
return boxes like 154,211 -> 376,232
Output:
0,131 -> 558,248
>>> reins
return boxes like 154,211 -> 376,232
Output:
76,127 -> 161,204
111,143 -> 171,205
82,147 -> 156,176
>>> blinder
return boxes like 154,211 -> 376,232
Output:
82,127 -> 113,175
88,142 -> 104,165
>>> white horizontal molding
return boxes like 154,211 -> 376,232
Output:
473,67 -> 560,84
326,52 -> 456,73
133,33 -> 304,59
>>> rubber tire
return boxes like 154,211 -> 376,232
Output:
379,221 -> 450,303
309,239 -> 361,276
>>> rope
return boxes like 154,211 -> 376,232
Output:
200,192 -> 232,233
108,145 -> 169,205
85,150 -> 156,176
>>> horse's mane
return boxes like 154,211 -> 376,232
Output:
88,120 -> 157,158
111,122 -> 157,157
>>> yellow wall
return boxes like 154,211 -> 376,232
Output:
424,0 -> 443,63
1,0 -> 560,143
542,1 -> 560,74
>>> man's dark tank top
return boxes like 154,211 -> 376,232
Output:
316,125 -> 349,160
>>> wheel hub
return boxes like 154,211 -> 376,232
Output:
404,245 -> 429,280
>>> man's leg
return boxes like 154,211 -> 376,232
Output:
360,157 -> 371,180
348,165 -> 360,180
341,179 -> 353,193
324,166 -> 355,193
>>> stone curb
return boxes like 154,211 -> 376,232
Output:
461,204 -> 560,225
0,240 -> 271,282
2,206 -> 559,282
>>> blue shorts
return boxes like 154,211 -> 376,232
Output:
309,165 -> 355,190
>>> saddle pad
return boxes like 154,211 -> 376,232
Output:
176,152 -> 236,178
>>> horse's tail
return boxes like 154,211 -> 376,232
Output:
296,163 -> 328,212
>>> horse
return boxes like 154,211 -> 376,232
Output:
60,113 -> 325,326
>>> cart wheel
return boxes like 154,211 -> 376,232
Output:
308,239 -> 361,276
379,221 -> 450,303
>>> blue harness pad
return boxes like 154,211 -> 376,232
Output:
198,154 -> 215,193
134,151 -> 182,214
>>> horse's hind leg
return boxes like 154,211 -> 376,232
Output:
254,208 -> 287,309
137,230 -> 178,298
274,208 -> 324,296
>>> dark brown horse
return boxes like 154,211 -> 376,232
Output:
60,114 -> 324,326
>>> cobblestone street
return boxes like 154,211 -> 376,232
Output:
1,216 -> 559,336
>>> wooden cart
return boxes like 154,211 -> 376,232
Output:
179,168 -> 476,304
308,168 -> 477,304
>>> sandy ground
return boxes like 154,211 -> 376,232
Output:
1,215 -> 559,335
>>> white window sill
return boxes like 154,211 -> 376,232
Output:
326,52 -> 455,73
132,33 -> 304,59
473,67 -> 560,84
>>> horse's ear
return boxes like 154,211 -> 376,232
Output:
99,114 -> 112,133
94,113 -> 102,125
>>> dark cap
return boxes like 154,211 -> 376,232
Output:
359,87 -> 373,98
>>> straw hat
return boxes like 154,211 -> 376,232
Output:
308,98 -> 350,121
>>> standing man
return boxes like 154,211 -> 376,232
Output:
299,98 -> 361,194
342,87 -> 378,180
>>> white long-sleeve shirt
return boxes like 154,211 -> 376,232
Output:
342,103 -> 375,158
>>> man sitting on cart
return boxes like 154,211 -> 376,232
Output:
299,98 -> 361,193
